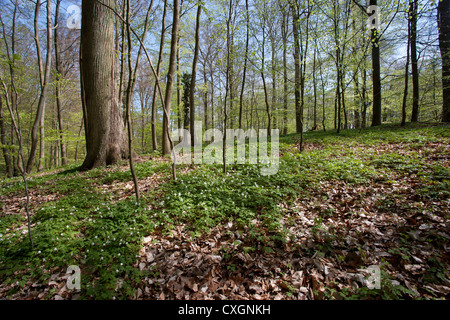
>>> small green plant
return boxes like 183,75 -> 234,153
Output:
338,262 -> 418,300
423,255 -> 449,285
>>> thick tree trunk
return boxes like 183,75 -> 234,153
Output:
438,0 -> 450,122
80,0 -> 127,170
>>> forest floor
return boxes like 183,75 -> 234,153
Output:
0,123 -> 449,300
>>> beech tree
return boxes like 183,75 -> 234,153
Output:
410,0 -> 419,122
27,0 -> 53,173
150,0 -> 167,151
80,0 -> 127,170
189,1 -> 202,147
162,0 -> 180,155
438,0 -> 450,122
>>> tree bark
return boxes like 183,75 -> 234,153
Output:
281,4 -> 288,135
177,34 -> 182,131
210,61 -> 215,129
162,0 -> 180,155
125,0 -> 140,200
401,9 -> 411,127
223,0 -> 233,173
0,96 -> 12,177
239,0 -> 249,130
270,31 -> 277,131
80,0 -> 127,170
438,0 -> 450,122
312,46 -> 317,130
336,48 -> 342,133
203,66 -> 208,130
54,0 -> 67,166
260,10 -> 271,136
118,1 -> 126,107
291,2 -> 301,134
291,1 -> 303,150
370,0 -> 382,126
190,3 -> 202,147
150,0 -> 167,151
27,0 -> 52,173
410,0 -> 419,122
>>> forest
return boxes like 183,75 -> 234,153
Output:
0,0 -> 449,301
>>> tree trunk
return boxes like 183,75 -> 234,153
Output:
151,0 -> 167,151
291,3 -> 301,134
260,14 -> 271,136
361,67 -> 368,129
312,46 -> 317,130
271,35 -> 277,131
438,0 -> 450,122
190,3 -> 202,147
27,0 -> 53,173
54,0 -> 67,165
291,2 -> 303,150
0,96 -> 12,177
118,1 -> 126,107
239,0 -> 249,130
80,0 -> 127,170
370,0 -> 382,126
281,4 -> 288,135
182,73 -> 191,130
162,0 -> 180,155
210,61 -> 215,129
401,10 -> 411,127
223,0 -> 233,173
410,0 -> 419,122
125,0 -> 140,200
336,50 -> 342,133
300,6 -> 310,135
177,34 -> 182,131
318,48 -> 326,132
203,66 -> 208,130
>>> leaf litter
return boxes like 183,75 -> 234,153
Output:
0,135 -> 449,300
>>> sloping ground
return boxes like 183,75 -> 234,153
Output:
0,124 -> 449,300
135,172 -> 449,300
